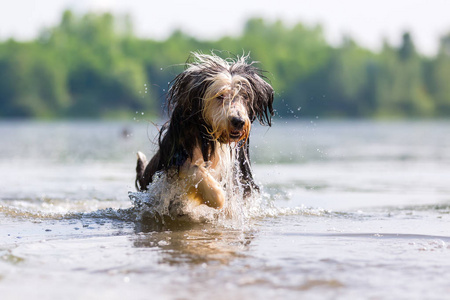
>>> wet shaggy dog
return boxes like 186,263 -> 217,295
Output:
135,53 -> 274,209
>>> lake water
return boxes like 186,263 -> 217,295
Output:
1,119 -> 450,299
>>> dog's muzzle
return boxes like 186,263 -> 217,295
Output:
229,117 -> 246,141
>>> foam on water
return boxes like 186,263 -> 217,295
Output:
0,192 -> 325,229
0,197 -> 134,221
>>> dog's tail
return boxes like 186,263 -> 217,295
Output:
135,151 -> 148,190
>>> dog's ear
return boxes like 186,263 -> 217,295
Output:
167,70 -> 205,118
248,73 -> 274,126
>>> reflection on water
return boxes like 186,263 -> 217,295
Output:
132,226 -> 253,265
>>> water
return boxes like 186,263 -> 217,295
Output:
1,120 -> 450,299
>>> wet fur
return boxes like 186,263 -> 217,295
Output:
135,53 -> 274,209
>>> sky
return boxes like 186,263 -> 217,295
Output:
1,0 -> 450,55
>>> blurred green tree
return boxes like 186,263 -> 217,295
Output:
1,11 -> 450,119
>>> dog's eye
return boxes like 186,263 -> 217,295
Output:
242,93 -> 249,101
217,95 -> 225,101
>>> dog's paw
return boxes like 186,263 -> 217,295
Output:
201,183 -> 225,209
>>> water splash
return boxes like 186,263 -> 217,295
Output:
128,147 -> 327,229
129,147 -> 251,228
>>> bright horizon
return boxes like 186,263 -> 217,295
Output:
1,0 -> 450,55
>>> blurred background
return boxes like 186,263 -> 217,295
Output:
1,0 -> 450,120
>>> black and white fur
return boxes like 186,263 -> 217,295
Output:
135,53 -> 273,209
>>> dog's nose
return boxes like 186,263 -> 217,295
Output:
230,117 -> 245,129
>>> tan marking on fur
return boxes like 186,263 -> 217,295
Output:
178,142 -> 229,209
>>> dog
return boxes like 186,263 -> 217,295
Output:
135,53 -> 274,210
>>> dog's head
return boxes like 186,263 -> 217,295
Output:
167,53 -> 274,144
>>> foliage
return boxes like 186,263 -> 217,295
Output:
1,10 -> 450,119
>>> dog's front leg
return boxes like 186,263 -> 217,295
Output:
180,161 -> 225,209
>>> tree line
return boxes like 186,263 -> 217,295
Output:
1,10 -> 450,119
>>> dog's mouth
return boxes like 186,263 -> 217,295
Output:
229,129 -> 243,141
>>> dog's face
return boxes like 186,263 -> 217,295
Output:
167,53 -> 274,145
202,73 -> 252,144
